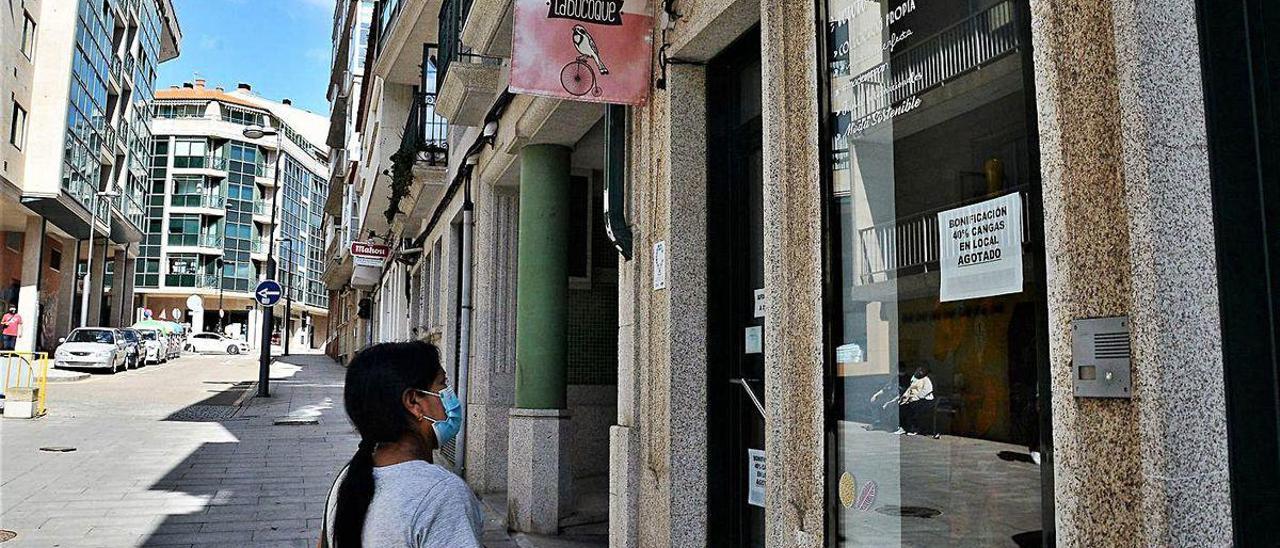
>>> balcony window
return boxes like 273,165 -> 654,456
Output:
172,138 -> 208,168
222,105 -> 267,126
154,103 -> 206,119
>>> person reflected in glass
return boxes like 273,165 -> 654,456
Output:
321,341 -> 482,547
894,366 -> 936,436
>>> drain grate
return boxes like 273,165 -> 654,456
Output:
874,505 -> 942,519
0,529 -> 15,542
274,416 -> 319,426
166,405 -> 239,422
38,446 -> 76,453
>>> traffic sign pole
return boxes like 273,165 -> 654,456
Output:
255,279 -> 283,398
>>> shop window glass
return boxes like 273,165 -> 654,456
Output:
823,0 -> 1049,545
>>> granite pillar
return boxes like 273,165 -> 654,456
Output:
1030,0 -> 1231,544
760,1 -> 824,546
464,182 -> 518,494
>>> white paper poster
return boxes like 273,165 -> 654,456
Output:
652,241 -> 667,291
937,193 -> 1024,302
753,289 -> 765,318
747,448 -> 766,507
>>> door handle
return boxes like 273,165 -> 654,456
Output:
729,378 -> 766,420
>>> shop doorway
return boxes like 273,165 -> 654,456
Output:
820,0 -> 1053,545
1200,0 -> 1280,543
707,29 -> 766,548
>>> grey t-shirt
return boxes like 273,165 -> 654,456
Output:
324,460 -> 484,547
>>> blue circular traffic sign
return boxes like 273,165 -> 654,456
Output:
255,280 -> 283,307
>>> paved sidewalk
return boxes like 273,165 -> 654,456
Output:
0,352 -> 358,547
1,350 -> 607,548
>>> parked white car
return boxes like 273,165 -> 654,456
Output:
136,329 -> 166,364
185,332 -> 250,355
54,328 -> 128,373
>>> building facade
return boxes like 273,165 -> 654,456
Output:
0,0 -> 181,352
328,0 -> 1279,546
143,82 -> 330,348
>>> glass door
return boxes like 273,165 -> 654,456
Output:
707,29 -> 766,548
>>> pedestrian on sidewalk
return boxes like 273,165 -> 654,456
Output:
1,305 -> 21,350
322,340 -> 482,548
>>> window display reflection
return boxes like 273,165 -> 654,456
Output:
824,0 -> 1048,546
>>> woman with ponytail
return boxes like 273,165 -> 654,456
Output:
320,341 -> 482,547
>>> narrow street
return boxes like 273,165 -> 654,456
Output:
0,352 -> 355,547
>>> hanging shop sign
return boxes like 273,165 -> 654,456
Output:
351,242 -> 390,268
351,241 -> 391,290
936,193 -> 1024,302
510,0 -> 653,105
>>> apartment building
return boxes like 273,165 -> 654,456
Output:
141,81 -> 331,349
321,0 -> 375,363
0,0 -> 181,351
327,0 -> 1280,547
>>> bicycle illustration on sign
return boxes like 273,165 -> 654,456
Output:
561,25 -> 608,97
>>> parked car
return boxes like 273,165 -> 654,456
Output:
186,332 -> 250,355
118,328 -> 142,369
54,328 -> 128,373
136,328 -> 165,364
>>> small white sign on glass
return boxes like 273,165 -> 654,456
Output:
936,193 -> 1024,302
747,448 -> 766,507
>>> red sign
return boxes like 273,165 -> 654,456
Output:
511,0 -> 653,105
350,242 -> 390,259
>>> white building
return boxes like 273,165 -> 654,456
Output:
140,81 -> 330,349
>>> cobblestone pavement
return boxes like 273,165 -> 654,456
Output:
0,351 -> 357,548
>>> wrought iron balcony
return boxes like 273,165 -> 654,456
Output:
406,90 -> 449,167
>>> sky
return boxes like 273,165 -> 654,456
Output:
157,0 -> 337,115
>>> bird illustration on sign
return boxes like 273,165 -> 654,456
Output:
562,25 -> 607,97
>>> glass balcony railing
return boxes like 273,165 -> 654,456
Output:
112,191 -> 146,230
110,55 -> 123,84
170,194 -> 227,210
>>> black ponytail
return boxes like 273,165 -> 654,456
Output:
331,341 -> 443,547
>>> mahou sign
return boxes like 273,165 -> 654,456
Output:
350,242 -> 390,268
511,0 -> 653,105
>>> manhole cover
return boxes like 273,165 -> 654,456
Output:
0,529 -> 16,542
874,505 -> 942,518
38,446 -> 76,453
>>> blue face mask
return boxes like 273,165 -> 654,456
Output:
418,387 -> 463,446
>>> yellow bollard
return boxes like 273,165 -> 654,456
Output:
2,351 -> 49,418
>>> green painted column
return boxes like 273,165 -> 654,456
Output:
514,144 -> 572,409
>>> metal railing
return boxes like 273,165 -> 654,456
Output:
839,1 -> 1021,125
856,188 -> 1029,284
3,352 -> 49,417
407,89 -> 449,166
435,0 -> 500,95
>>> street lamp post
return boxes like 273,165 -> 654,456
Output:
215,257 -> 225,333
280,237 -> 293,357
244,125 -> 283,398
80,189 -> 120,328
